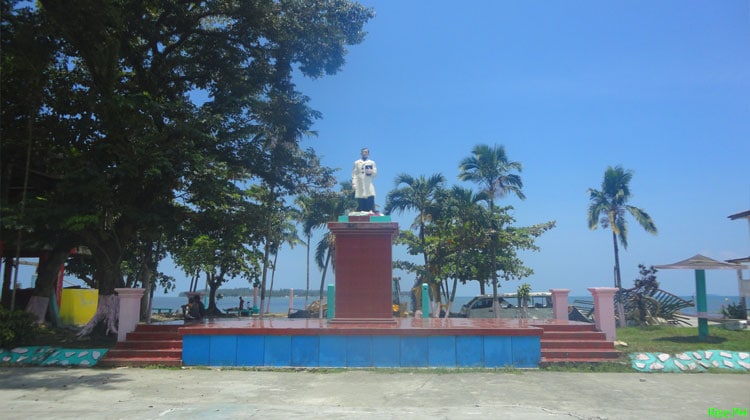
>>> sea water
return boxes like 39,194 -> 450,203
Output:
153,293 -> 742,316
152,294 -> 318,314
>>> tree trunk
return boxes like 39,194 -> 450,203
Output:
318,250 -> 330,318
78,293 -> 118,337
305,234 -> 311,306
208,281 -> 219,314
445,277 -> 459,318
266,251 -> 278,313
206,272 -> 223,316
76,234 -> 127,337
259,214 -> 273,319
33,246 -> 71,297
1,257 -> 13,308
440,280 -> 449,305
89,236 -> 126,295
147,287 -> 155,323
30,245 -> 71,325
612,231 -> 626,327
138,245 -> 154,321
491,278 -> 500,319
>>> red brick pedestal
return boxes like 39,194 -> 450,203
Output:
328,217 -> 399,323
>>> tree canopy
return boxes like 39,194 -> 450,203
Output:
384,144 -> 555,315
1,0 -> 373,323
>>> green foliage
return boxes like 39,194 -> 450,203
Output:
633,264 -> 659,291
2,0 -> 373,302
388,158 -> 555,304
721,301 -> 747,320
541,362 -> 632,373
627,265 -> 661,326
458,143 -> 536,305
516,283 -> 531,303
0,307 -> 38,349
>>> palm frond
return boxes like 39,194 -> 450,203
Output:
314,233 -> 331,270
458,143 -> 524,202
627,205 -> 658,235
392,173 -> 415,187
613,211 -> 628,248
587,189 -> 610,229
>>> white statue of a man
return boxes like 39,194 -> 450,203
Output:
351,147 -> 377,213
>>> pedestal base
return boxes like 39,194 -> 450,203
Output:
328,219 -> 398,321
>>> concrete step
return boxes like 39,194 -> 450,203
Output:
541,348 -> 620,360
100,323 -> 185,367
541,340 -> 615,350
115,340 -> 182,350
106,348 -> 182,359
132,324 -> 182,333
540,331 -> 607,341
126,331 -> 183,341
538,324 -> 598,332
538,322 -> 619,364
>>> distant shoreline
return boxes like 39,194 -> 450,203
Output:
155,293 -> 743,316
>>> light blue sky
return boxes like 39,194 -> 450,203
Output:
24,1 -> 748,298
285,0 -> 750,298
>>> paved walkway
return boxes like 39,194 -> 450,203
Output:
0,367 -> 747,419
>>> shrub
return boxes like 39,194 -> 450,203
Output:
0,306 -> 38,349
721,301 -> 747,320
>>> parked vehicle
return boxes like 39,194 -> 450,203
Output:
459,292 -> 553,319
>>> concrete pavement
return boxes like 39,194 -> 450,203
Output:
0,367 -> 747,419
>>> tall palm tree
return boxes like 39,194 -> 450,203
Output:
315,231 -> 334,313
588,165 -> 657,327
266,216 -> 302,313
295,194 -> 328,306
459,144 -> 525,318
385,173 -> 446,304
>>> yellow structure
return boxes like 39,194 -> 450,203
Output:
60,289 -> 98,325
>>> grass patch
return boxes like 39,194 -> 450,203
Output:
542,362 -> 633,373
616,325 -> 750,353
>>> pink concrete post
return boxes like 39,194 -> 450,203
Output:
549,289 -> 570,320
115,288 -> 145,342
587,287 -> 618,341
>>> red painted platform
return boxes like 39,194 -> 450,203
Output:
175,317 -> 581,337
101,318 -> 618,367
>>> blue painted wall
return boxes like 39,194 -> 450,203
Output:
182,334 -> 540,368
